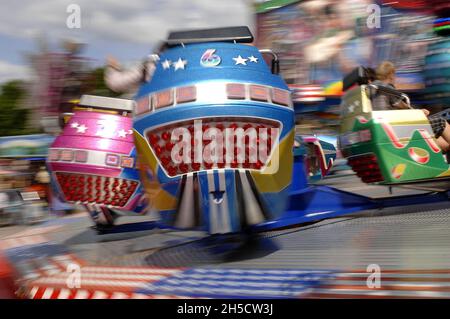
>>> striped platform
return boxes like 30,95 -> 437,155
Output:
17,263 -> 450,299
2,200 -> 450,298
306,270 -> 450,298
21,264 -> 189,299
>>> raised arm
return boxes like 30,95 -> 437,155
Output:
104,56 -> 145,93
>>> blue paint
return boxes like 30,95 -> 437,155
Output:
135,267 -> 334,298
94,221 -> 159,234
197,171 -> 211,232
136,42 -> 287,99
224,169 -> 239,232
255,184 -> 450,232
4,243 -> 69,264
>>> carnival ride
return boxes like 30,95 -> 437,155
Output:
47,27 -> 450,236
339,68 -> 450,191
47,95 -> 148,230
4,26 -> 450,300
132,26 -> 297,234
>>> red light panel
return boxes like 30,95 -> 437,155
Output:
154,89 -> 173,109
176,86 -> 197,104
249,85 -> 269,102
226,83 -> 246,100
121,156 -> 135,168
146,118 -> 280,177
61,150 -> 74,161
55,172 -> 138,207
105,154 -> 119,166
136,96 -> 151,115
74,150 -> 88,163
272,88 -> 290,106
48,149 -> 60,161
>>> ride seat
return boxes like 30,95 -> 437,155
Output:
339,82 -> 448,184
341,85 -> 435,148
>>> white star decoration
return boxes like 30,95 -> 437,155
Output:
173,58 -> 187,71
162,59 -> 171,70
248,55 -> 258,63
118,129 -> 127,138
76,124 -> 87,133
118,129 -> 133,138
95,119 -> 115,137
70,122 -> 79,128
233,55 -> 248,65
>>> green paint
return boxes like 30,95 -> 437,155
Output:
344,118 -> 448,183
255,0 -> 301,14
339,86 -> 449,184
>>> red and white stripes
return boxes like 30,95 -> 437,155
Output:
26,286 -> 189,299
289,85 -> 325,103
305,269 -> 450,298
25,286 -> 188,299
21,264 -> 184,299
18,265 -> 450,299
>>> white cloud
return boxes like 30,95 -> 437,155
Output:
0,0 -> 254,83
0,60 -> 31,83
0,0 -> 254,46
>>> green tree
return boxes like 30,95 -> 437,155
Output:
86,67 -> 121,98
0,80 -> 38,136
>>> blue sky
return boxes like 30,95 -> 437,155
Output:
0,0 -> 253,83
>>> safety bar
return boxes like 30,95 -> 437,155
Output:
367,84 -> 412,109
259,49 -> 280,75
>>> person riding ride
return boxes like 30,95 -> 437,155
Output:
371,61 -> 450,153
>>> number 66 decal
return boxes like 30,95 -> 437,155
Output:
200,49 -> 221,67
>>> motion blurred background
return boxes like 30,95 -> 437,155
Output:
0,0 -> 448,222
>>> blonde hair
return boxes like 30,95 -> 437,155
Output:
376,61 -> 396,81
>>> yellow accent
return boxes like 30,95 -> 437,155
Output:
437,169 -> 450,177
62,115 -> 72,124
250,129 -> 294,193
63,105 -> 122,124
134,129 -> 177,210
134,130 -> 159,172
410,147 -> 428,157
73,106 -> 119,115
391,163 -> 406,179
372,110 -> 429,126
323,81 -> 343,96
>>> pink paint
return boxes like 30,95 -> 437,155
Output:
52,136 -> 133,154
356,116 -> 369,124
66,116 -> 133,143
48,162 -> 121,177
302,136 -> 319,143
55,110 -> 134,154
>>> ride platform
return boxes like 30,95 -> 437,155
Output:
1,175 -> 450,299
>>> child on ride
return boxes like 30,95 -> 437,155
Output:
104,42 -> 167,94
372,61 -> 450,153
